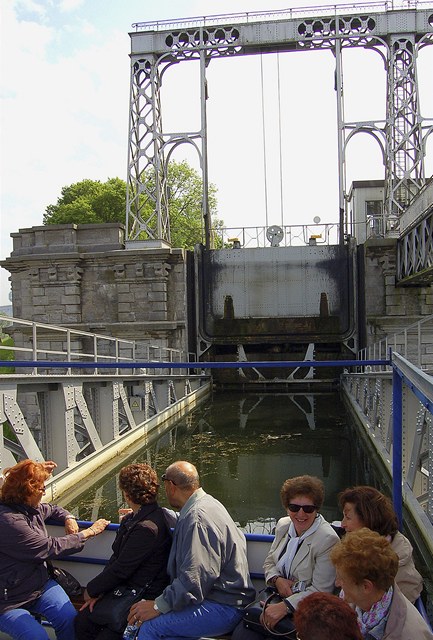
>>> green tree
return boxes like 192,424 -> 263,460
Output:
43,162 -> 224,249
43,178 -> 127,225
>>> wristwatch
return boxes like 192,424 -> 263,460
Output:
153,602 -> 159,612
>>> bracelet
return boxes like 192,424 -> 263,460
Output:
65,515 -> 77,521
88,527 -> 95,537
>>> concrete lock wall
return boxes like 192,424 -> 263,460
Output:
2,222 -> 433,361
1,224 -> 190,357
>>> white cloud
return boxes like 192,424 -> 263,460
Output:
0,1 -> 130,302
59,0 -> 85,12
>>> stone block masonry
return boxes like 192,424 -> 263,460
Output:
1,223 -> 190,358
362,237 -> 433,344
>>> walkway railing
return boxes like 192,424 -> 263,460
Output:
0,316 -> 196,375
132,0 -> 429,31
341,353 -> 433,569
358,314 -> 433,370
212,222 -> 339,248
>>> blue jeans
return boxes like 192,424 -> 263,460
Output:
137,600 -> 243,640
0,579 -> 77,640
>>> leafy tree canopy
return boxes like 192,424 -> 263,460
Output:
43,161 -> 224,249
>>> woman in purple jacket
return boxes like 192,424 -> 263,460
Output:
0,459 -> 109,640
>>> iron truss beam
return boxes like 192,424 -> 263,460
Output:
127,3 -> 433,244
397,189 -> 433,284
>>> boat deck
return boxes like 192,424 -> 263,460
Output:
0,630 -> 56,639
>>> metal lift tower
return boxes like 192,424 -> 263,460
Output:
126,1 -> 433,247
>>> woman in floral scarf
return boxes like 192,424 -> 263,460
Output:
330,528 -> 432,640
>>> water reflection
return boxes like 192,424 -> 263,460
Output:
64,391 -> 355,533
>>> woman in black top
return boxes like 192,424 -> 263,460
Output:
75,463 -> 172,640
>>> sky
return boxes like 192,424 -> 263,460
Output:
1,0 -> 432,306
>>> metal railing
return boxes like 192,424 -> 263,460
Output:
212,222 -> 340,249
358,314 -> 433,370
132,0 -> 429,31
0,317 -> 195,376
341,352 -> 433,564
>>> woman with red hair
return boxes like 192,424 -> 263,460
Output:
294,591 -> 362,640
0,459 -> 110,640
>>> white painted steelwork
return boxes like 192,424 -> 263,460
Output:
213,222 -> 340,248
358,313 -> 433,369
0,373 -> 210,478
341,353 -> 433,561
0,316 -> 195,374
0,318 -> 209,481
127,1 -> 433,246
397,181 -> 433,283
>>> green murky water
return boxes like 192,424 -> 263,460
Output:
64,391 -> 355,532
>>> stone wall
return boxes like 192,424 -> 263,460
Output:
1,224 -> 190,357
362,237 -> 433,343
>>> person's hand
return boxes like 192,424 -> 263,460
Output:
261,601 -> 288,630
128,599 -> 160,625
42,461 -> 57,474
274,576 -> 294,598
80,590 -> 101,612
83,519 -> 110,539
64,518 -> 79,534
119,508 -> 133,522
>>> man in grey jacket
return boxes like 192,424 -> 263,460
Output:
128,460 -> 255,639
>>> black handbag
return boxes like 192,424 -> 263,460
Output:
90,585 -> 146,634
243,588 -> 297,639
47,562 -> 82,598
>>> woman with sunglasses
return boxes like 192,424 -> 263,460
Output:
234,475 -> 340,640
0,459 -> 110,640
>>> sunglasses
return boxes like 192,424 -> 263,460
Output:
161,473 -> 177,485
287,503 -> 317,514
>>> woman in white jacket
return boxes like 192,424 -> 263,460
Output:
234,475 -> 340,640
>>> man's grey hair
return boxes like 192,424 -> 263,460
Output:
168,462 -> 200,490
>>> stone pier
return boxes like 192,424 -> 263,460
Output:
1,223 -> 190,358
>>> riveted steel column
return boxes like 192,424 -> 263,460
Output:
385,34 -> 426,232
126,54 -> 170,242
94,383 -> 121,444
200,41 -> 210,249
335,37 -> 346,245
42,384 -> 80,470
0,384 -> 44,465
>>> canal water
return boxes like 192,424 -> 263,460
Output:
64,390 -> 357,531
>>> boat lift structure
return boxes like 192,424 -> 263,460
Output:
126,1 -> 433,253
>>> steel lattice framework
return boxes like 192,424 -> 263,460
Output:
127,1 -> 433,246
397,194 -> 433,282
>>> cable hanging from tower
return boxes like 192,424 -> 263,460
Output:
260,54 -> 269,229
